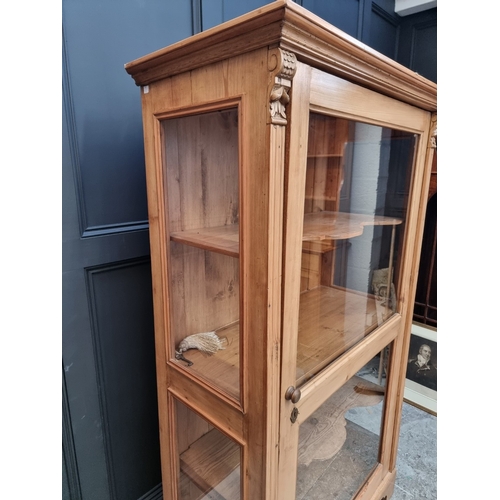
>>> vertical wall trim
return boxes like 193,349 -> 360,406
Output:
62,365 -> 83,500
394,24 -> 401,62
191,0 -> 202,34
409,19 -> 436,71
62,25 -> 87,237
372,2 -> 401,60
358,0 -> 367,40
372,2 -> 401,27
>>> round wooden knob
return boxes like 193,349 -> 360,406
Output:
285,386 -> 301,404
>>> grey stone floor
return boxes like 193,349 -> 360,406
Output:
200,356 -> 437,500
294,354 -> 437,500
295,399 -> 437,500
346,401 -> 437,500
389,403 -> 437,500
350,361 -> 437,500
197,396 -> 437,500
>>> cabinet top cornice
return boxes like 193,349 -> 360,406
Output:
124,0 -> 436,111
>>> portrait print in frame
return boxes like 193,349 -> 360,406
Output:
404,323 -> 437,415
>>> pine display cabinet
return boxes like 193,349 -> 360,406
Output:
125,1 -> 437,499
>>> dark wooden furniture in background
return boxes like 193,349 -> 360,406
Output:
413,121 -> 437,328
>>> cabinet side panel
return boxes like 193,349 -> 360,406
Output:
146,47 -> 279,499
140,89 -> 176,498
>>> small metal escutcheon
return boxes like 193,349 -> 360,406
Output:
290,407 -> 299,424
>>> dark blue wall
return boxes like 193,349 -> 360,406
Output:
397,7 -> 437,83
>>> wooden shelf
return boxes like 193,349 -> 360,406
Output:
170,224 -> 239,258
304,195 -> 337,202
307,154 -> 343,158
174,321 -> 240,399
179,374 -> 385,500
296,285 -> 392,386
174,285 -> 392,395
180,427 -> 240,500
170,212 -> 402,257
302,212 -> 402,242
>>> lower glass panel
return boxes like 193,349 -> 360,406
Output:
169,242 -> 240,399
296,353 -> 388,500
176,399 -> 241,500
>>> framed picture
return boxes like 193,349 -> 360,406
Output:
404,322 -> 437,415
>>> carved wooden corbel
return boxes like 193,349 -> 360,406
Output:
429,114 -> 437,149
268,49 -> 297,125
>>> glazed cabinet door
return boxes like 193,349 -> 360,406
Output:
158,101 -> 245,500
278,63 -> 433,500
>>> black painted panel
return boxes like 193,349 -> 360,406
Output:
411,21 -> 437,82
201,0 -> 223,30
201,0 -> 269,30
222,0 -> 272,22
63,367 -> 82,500
63,2 -> 197,498
396,8 -> 437,83
201,0 -> 364,39
87,260 -> 160,500
302,0 -> 360,38
373,0 -> 395,15
369,4 -> 399,59
62,0 -> 193,232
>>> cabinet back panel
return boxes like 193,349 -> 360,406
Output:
164,109 -> 240,232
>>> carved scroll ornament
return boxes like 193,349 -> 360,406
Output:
429,115 -> 437,149
268,49 -> 297,125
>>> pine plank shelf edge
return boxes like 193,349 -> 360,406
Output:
170,224 -> 240,258
302,212 -> 402,241
174,286 -> 392,397
180,428 -> 240,500
170,212 -> 403,257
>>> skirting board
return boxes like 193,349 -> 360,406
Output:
137,483 -> 162,500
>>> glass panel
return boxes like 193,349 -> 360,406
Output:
296,353 -> 388,500
296,113 -> 416,387
175,399 -> 241,500
163,108 -> 240,399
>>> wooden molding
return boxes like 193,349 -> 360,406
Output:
429,114 -> 437,148
268,49 -> 297,125
124,0 -> 436,111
